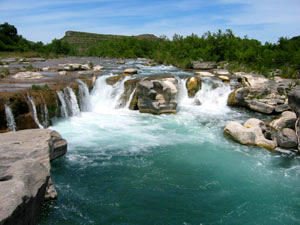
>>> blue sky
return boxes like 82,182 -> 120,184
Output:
0,0 -> 299,44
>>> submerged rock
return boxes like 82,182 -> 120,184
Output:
0,129 -> 67,225
224,119 -> 277,151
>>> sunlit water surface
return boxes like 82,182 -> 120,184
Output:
40,64 -> 300,225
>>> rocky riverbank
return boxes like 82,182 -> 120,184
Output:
0,129 -> 67,225
1,56 -> 300,224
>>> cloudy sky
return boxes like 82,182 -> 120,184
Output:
0,0 -> 299,44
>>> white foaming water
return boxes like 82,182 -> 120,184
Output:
57,90 -> 69,117
41,101 -> 49,127
65,87 -> 80,116
90,75 -> 130,113
27,95 -> 44,129
4,104 -> 16,131
51,74 -> 234,159
125,87 -> 136,109
195,79 -> 232,114
77,79 -> 91,112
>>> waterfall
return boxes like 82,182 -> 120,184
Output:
90,75 -> 130,113
65,87 -> 80,116
4,104 -> 16,131
126,87 -> 136,109
27,95 -> 44,129
77,79 -> 91,112
194,79 -> 232,114
177,78 -> 194,106
41,100 -> 49,127
57,90 -> 69,117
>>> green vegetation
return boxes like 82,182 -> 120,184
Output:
86,30 -> 300,78
31,84 -> 50,91
0,22 -> 77,56
1,22 -> 300,78
23,64 -> 34,71
0,68 -> 9,78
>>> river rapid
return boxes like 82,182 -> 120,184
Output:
40,60 -> 300,225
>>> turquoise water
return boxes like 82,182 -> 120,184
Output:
40,67 -> 300,225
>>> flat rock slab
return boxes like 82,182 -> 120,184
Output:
0,129 -> 67,225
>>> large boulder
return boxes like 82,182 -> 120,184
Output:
224,119 -> 277,151
0,129 -> 67,225
136,78 -> 178,115
191,61 -> 217,70
269,111 -> 297,131
186,77 -> 201,97
288,89 -> 300,117
277,128 -> 298,149
228,73 -> 293,114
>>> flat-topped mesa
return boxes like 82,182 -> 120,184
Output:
0,129 -> 67,225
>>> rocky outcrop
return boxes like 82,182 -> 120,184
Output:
191,61 -> 216,70
277,128 -> 298,149
136,78 -> 178,114
288,89 -> 300,117
269,111 -> 297,131
186,77 -> 202,97
224,119 -> 277,151
228,73 -> 294,114
0,129 -> 67,225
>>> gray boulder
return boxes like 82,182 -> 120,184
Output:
270,111 -> 297,131
288,89 -> 300,117
191,61 -> 217,70
137,78 -> 178,114
0,129 -> 67,225
277,128 -> 298,149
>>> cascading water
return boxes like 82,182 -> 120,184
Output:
42,63 -> 300,225
4,104 -> 16,131
90,75 -> 130,113
125,87 -> 136,109
56,90 -> 69,117
41,101 -> 49,127
77,79 -> 91,112
62,87 -> 81,117
27,95 -> 44,129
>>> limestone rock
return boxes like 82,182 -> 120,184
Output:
213,69 -> 230,75
246,100 -> 275,114
191,61 -> 216,70
270,111 -> 297,131
137,78 -> 178,115
186,76 -> 202,97
0,129 -> 67,225
12,71 -> 43,80
93,65 -> 103,71
277,128 -> 298,149
123,68 -> 138,76
218,75 -> 230,82
224,119 -> 277,151
288,89 -> 300,117
58,71 -> 67,76
194,71 -> 214,77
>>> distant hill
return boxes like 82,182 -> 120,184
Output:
61,31 -> 160,53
